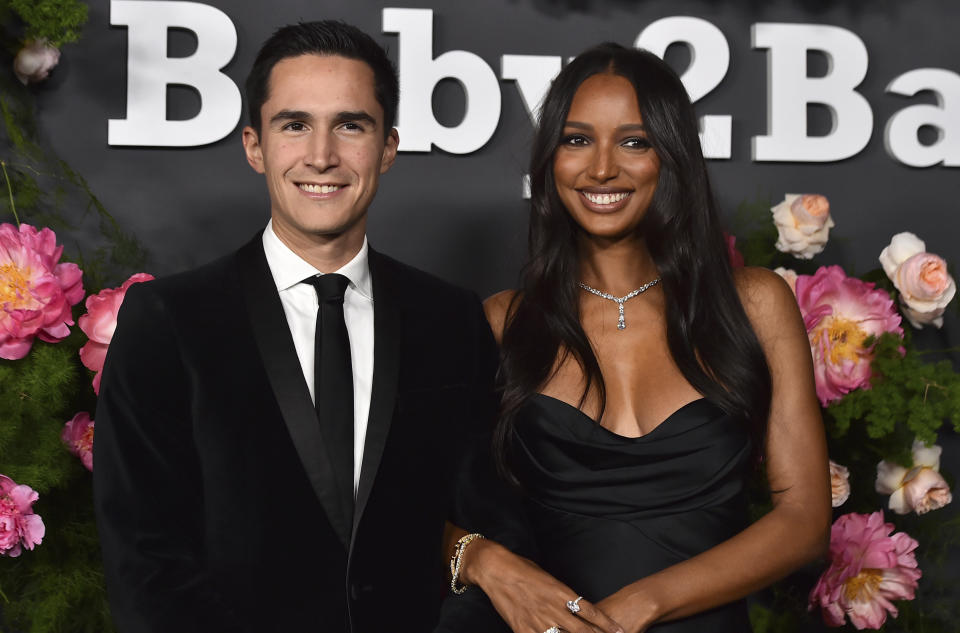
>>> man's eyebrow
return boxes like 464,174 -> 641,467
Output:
333,110 -> 378,128
270,110 -> 312,125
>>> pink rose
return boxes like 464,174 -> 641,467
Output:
771,194 -> 835,259
878,232 -> 956,329
774,267 -> 798,295
62,412 -> 95,472
876,440 -> 952,515
724,232 -> 744,268
78,272 -> 154,394
808,511 -> 921,629
0,223 -> 84,360
830,460 -> 851,508
0,474 -> 45,557
795,266 -> 903,406
13,39 -> 61,85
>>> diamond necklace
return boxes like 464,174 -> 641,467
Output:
578,278 -> 661,330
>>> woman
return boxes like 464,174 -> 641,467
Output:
446,43 -> 830,633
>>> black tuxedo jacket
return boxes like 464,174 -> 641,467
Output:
93,235 -> 505,632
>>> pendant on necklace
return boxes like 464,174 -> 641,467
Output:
578,278 -> 661,330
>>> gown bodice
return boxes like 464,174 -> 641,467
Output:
510,394 -> 754,632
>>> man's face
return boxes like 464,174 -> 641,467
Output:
242,54 -> 398,249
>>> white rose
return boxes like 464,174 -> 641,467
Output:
876,439 -> 953,515
879,232 -> 956,328
771,194 -> 835,260
13,40 -> 61,85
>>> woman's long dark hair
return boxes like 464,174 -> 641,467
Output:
494,43 -> 772,477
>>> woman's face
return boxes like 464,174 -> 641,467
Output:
553,72 -> 661,240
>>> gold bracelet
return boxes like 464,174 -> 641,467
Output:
449,532 -> 485,594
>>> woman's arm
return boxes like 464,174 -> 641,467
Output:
595,267 -> 832,632
442,290 -> 625,633
444,522 -> 625,633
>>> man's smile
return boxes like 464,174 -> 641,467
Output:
297,182 -> 347,198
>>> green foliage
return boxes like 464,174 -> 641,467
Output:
827,332 -> 960,462
0,339 -> 83,492
1,4 -> 137,630
6,0 -> 88,47
0,335 -> 113,632
0,485 -> 112,632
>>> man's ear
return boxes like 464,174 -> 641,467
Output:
380,127 -> 399,175
242,126 -> 265,174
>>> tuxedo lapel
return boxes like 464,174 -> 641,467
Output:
236,235 -> 352,547
353,248 -> 402,538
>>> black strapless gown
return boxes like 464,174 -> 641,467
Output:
510,394 -> 754,632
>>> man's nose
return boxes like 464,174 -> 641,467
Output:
304,131 -> 339,170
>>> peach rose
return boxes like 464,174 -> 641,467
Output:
830,460 -> 851,508
13,40 -> 61,85
878,232 -> 956,329
771,194 -> 835,259
876,440 -> 952,515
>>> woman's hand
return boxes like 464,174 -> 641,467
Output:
461,539 -> 625,633
594,584 -> 658,633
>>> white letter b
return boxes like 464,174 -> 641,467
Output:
108,0 -> 240,147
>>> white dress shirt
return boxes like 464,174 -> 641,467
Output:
262,221 -> 374,493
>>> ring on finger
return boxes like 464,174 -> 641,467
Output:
543,627 -> 561,633
566,595 -> 583,614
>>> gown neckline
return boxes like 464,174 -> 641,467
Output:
530,392 -> 712,441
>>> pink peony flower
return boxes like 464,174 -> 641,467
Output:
809,511 -> 921,629
13,39 -> 61,85
0,474 -> 45,557
0,223 -> 84,360
878,232 -> 956,329
772,193 -> 835,259
62,412 -> 95,472
795,266 -> 903,407
724,232 -> 744,268
830,460 -> 851,508
876,440 -> 952,516
78,272 -> 154,394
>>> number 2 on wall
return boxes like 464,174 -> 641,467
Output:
636,16 -> 732,159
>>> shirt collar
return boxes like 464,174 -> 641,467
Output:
262,220 -> 373,300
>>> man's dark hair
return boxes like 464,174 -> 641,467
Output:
245,21 -> 399,136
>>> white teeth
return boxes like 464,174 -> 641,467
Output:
299,184 -> 340,193
583,191 -> 629,204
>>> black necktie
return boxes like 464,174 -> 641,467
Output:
304,273 -> 354,524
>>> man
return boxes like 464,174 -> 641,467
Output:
94,21 -> 502,632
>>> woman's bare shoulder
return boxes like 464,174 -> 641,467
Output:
483,289 -> 519,344
732,267 -> 800,333
733,266 -> 806,347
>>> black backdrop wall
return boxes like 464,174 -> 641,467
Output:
33,0 -> 959,348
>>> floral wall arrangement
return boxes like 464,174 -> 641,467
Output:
1,2 -> 149,630
735,195 -> 960,632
